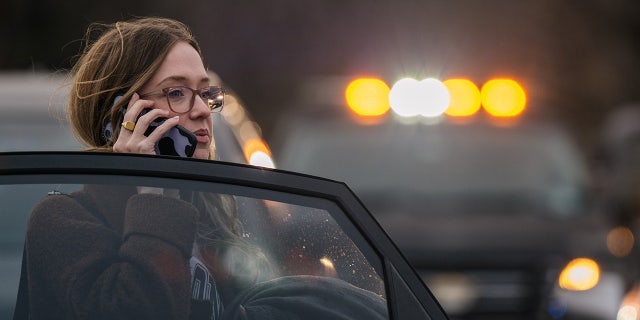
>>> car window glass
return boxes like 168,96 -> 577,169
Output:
0,183 -> 83,317
1,175 -> 388,319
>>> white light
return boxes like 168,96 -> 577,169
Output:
249,151 -> 275,168
389,78 -> 424,117
419,78 -> 450,118
389,77 -> 450,118
617,305 -> 638,320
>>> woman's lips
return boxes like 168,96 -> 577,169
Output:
193,129 -> 210,144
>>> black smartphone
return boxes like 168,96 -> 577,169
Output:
102,95 -> 197,157
136,108 -> 197,157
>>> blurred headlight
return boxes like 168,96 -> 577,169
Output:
425,272 -> 478,314
559,258 -> 600,291
618,285 -> 640,320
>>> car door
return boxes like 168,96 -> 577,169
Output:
0,152 -> 447,320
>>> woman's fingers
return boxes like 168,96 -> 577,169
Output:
113,94 -> 178,155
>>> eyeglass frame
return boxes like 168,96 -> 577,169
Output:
138,86 -> 225,114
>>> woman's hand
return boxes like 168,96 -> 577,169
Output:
112,93 -> 180,155
113,94 -> 182,198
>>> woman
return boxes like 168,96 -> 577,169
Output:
24,17 -> 270,320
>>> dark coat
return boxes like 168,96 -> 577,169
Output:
221,275 -> 388,320
25,184 -> 198,320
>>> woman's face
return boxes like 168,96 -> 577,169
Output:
140,41 -> 213,160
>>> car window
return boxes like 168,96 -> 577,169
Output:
1,179 -> 387,318
0,152 -> 456,319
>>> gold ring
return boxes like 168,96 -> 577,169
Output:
121,121 -> 135,131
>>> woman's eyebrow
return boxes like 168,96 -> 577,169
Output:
156,76 -> 210,87
157,76 -> 188,86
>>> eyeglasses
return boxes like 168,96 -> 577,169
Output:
139,86 -> 224,113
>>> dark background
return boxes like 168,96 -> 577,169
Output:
2,0 -> 640,155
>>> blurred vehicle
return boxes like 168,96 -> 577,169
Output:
1,152 -> 448,319
0,73 -> 81,151
595,104 -> 640,230
593,103 -> 640,319
269,77 -> 623,319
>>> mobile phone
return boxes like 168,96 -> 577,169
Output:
102,95 -> 197,157
136,108 -> 197,157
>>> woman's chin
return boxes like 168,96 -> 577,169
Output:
193,147 -> 210,160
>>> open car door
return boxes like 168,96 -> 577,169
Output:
1,152 -> 447,320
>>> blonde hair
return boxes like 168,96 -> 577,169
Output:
67,17 -> 201,150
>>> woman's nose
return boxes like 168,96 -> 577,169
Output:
190,96 -> 212,117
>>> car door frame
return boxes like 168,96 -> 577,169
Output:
0,151 -> 448,320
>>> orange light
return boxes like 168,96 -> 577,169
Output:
618,285 -> 640,320
345,78 -> 391,117
607,226 -> 635,257
243,138 -> 275,168
558,258 -> 600,291
480,79 -> 526,117
443,78 -> 481,117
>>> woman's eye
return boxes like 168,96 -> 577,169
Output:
200,89 -> 212,99
167,88 -> 186,98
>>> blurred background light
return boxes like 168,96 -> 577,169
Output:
559,258 -> 601,291
547,298 -> 569,319
345,78 -> 391,117
243,138 -> 275,168
389,77 -> 450,118
389,77 -> 425,117
607,226 -> 635,258
480,78 -> 527,117
220,94 -> 245,127
618,285 -> 640,320
426,272 -> 477,315
617,305 -> 638,320
443,78 -> 482,117
249,151 -> 275,168
419,78 -> 450,118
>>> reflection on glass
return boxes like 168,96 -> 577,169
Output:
253,199 -> 385,296
3,180 -> 388,319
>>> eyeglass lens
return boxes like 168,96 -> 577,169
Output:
165,87 -> 223,113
